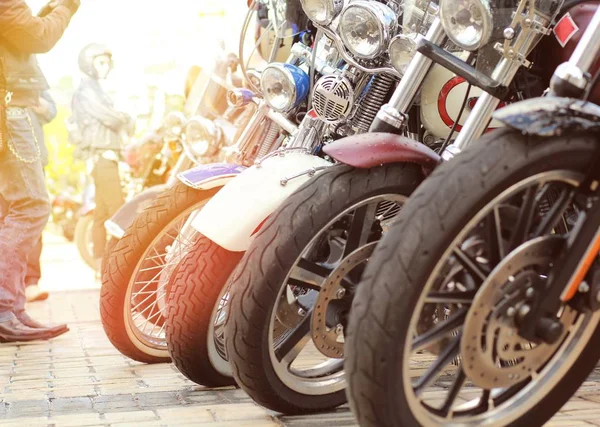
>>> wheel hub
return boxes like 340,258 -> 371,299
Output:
461,236 -> 575,389
311,242 -> 376,358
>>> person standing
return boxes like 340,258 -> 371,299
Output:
25,90 -> 57,302
0,0 -> 79,342
0,90 -> 57,303
71,44 -> 131,267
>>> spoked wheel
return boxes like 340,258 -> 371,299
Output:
226,164 -> 424,414
346,130 -> 600,427
100,182 -> 220,363
75,214 -> 95,270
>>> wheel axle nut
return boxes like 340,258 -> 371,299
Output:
336,288 -> 346,299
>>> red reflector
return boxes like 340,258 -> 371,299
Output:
554,13 -> 579,48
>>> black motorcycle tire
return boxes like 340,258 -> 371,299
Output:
165,236 -> 242,387
346,129 -> 600,427
225,163 -> 425,414
100,182 -> 220,364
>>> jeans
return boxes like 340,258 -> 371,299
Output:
91,156 -> 124,259
0,108 -> 50,321
0,196 -> 43,286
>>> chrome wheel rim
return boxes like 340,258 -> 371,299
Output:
268,194 -> 407,395
401,170 -> 600,426
124,202 -> 206,350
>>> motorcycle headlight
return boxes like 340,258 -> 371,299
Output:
184,116 -> 220,158
300,0 -> 343,25
260,63 -> 309,113
439,0 -> 493,51
338,1 -> 397,59
389,34 -> 418,75
163,111 -> 186,137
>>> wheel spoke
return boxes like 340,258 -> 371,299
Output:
508,186 -> 538,251
484,207 -> 505,268
288,259 -> 331,291
453,248 -> 488,285
424,290 -> 477,305
413,334 -> 460,396
440,367 -> 466,417
412,307 -> 467,353
533,188 -> 574,237
343,203 -> 377,257
274,309 -> 312,363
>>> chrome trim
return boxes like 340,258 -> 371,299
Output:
338,0 -> 397,59
260,63 -> 297,113
300,0 -> 344,26
266,109 -> 298,135
105,220 -> 125,240
439,0 -> 493,51
280,165 -> 331,186
387,18 -> 446,113
314,23 -> 401,78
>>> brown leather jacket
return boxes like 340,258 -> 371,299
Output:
0,0 -> 78,106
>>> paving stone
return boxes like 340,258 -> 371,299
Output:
92,394 -> 139,413
51,396 -> 94,414
135,391 -> 185,409
155,406 -> 214,423
209,403 -> 272,421
50,412 -> 103,427
6,399 -> 50,417
103,409 -> 158,423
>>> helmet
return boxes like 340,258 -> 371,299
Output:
78,43 -> 113,79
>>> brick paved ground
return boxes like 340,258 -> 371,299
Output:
1,231 -> 600,426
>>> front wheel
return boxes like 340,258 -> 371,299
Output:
225,163 -> 424,414
100,182 -> 220,364
165,236 -> 242,387
75,214 -> 95,269
346,129 -> 600,427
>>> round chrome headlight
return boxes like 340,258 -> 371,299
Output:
439,0 -> 493,51
260,63 -> 309,113
338,1 -> 397,59
163,111 -> 186,137
389,34 -> 418,75
300,0 -> 344,25
184,116 -> 220,158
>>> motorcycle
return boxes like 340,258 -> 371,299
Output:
74,124 -> 183,270
223,0 -> 592,415
99,0 -> 305,366
51,185 -> 81,242
345,3 -> 600,425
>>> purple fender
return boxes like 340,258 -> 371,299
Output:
105,163 -> 246,240
323,133 -> 441,174
177,162 -> 247,190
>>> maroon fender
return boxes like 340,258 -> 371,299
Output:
323,132 -> 441,173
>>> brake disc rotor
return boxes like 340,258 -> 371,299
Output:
311,242 -> 377,358
461,235 -> 576,389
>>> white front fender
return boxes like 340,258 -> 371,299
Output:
192,152 -> 331,252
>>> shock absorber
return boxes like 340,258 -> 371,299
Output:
352,73 -> 398,133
